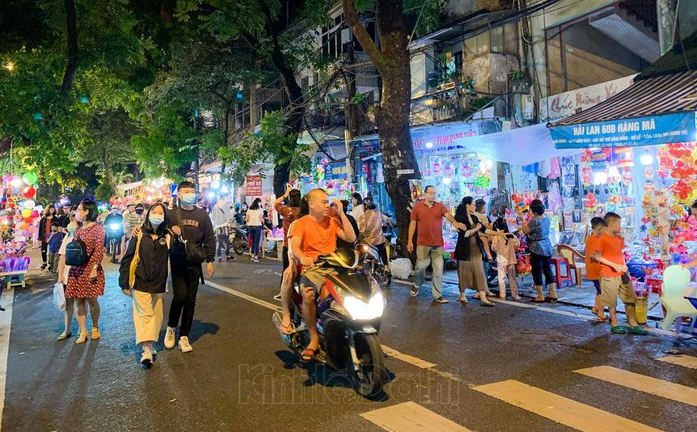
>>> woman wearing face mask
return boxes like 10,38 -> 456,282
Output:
119,203 -> 171,366
67,199 -> 106,344
56,213 -> 78,340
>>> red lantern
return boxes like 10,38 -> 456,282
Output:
22,186 -> 36,199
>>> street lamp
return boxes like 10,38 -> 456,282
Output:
3,61 -> 15,72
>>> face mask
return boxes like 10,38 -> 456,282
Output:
135,209 -> 144,215
75,212 -> 84,223
67,223 -> 77,234
149,215 -> 164,227
180,193 -> 196,204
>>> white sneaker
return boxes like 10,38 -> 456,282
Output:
164,327 -> 176,349
178,336 -> 193,353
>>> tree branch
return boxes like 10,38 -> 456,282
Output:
342,0 -> 386,73
61,0 -> 78,95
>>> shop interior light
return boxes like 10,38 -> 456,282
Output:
211,180 -> 221,189
10,178 -> 21,187
485,159 -> 493,168
640,151 -> 654,166
207,191 -> 216,199
608,166 -> 620,178
593,171 -> 608,185
425,142 -> 434,149
221,185 -> 229,193
442,177 -> 452,185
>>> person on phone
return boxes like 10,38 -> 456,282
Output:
280,188 -> 355,361
66,199 -> 105,344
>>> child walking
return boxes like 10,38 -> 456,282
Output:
592,212 -> 648,335
47,223 -> 64,274
585,217 -> 607,322
491,218 -> 520,301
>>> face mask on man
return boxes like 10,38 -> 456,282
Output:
135,208 -> 144,215
180,193 -> 196,204
149,215 -> 164,227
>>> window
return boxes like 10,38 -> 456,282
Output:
491,27 -> 503,53
321,14 -> 344,59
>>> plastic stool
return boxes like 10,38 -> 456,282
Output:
551,256 -> 573,288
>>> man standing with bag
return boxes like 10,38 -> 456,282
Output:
164,181 -> 216,353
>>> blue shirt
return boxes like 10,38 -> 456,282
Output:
527,216 -> 553,257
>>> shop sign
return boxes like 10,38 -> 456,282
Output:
324,162 -> 349,180
540,75 -> 636,121
245,175 -> 263,196
397,169 -> 415,175
550,112 -> 697,149
412,124 -> 478,151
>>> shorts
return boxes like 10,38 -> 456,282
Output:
600,276 -> 637,309
591,280 -> 601,295
299,266 -> 337,292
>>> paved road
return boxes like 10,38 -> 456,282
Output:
1,256 -> 696,432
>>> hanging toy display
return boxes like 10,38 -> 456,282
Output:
584,192 -> 598,212
621,168 -> 633,187
581,166 -> 593,186
616,147 -> 634,168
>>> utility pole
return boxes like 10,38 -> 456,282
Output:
344,39 -> 361,186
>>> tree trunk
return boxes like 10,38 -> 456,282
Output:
343,0 -> 421,253
61,0 -> 78,95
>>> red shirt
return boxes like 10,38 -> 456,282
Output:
592,233 -> 626,278
410,201 -> 448,247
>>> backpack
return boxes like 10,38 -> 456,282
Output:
65,239 -> 89,267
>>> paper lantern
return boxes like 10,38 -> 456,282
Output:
22,171 -> 38,185
22,200 -> 35,209
21,209 -> 31,218
22,186 -> 36,199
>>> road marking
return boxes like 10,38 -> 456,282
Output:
574,366 -> 697,407
472,379 -> 663,432
361,401 -> 471,431
655,354 -> 697,370
204,280 -> 442,373
0,288 -> 15,430
380,346 -> 436,369
204,280 -> 281,312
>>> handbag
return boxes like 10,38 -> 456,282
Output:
53,283 -> 66,311
128,233 -> 143,289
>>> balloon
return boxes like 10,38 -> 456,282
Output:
22,186 -> 36,199
22,171 -> 38,185
31,210 -> 39,218
21,209 -> 31,218
23,217 -> 32,224
23,200 -> 35,209
19,222 -> 28,230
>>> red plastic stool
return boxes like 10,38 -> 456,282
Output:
551,256 -> 573,288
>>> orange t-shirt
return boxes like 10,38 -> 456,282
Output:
291,215 -> 341,260
584,234 -> 602,280
593,233 -> 626,278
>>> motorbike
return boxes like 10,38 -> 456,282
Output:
357,243 -> 391,288
273,248 -> 387,398
229,224 -> 249,255
105,222 -> 123,263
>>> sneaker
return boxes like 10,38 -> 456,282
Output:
164,327 -> 176,349
627,325 -> 648,335
40,263 -> 47,270
179,336 -> 193,353
434,297 -> 449,304
410,287 -> 419,297
140,350 -> 153,366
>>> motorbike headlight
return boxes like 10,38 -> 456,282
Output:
109,223 -> 121,231
343,293 -> 384,321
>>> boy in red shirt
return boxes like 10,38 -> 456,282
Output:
585,217 -> 606,322
593,212 -> 648,335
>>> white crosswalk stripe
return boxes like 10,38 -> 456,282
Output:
574,366 -> 697,407
654,354 -> 697,370
361,402 -> 472,432
472,379 -> 663,432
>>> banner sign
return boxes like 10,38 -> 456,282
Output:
540,75 -> 636,121
550,112 -> 697,149
412,123 -> 478,152
245,175 -> 263,196
324,162 -> 349,180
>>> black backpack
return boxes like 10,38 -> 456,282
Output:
65,239 -> 89,266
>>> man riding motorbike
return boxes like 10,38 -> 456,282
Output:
279,188 -> 356,361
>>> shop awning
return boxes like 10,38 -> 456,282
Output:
548,31 -> 697,149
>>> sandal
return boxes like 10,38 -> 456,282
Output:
301,347 -> 319,362
611,326 -> 627,334
531,298 -> 545,303
545,297 -> 558,303
279,323 -> 294,335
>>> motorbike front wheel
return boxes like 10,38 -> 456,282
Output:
232,236 -> 246,255
110,239 -> 118,263
347,333 -> 385,398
